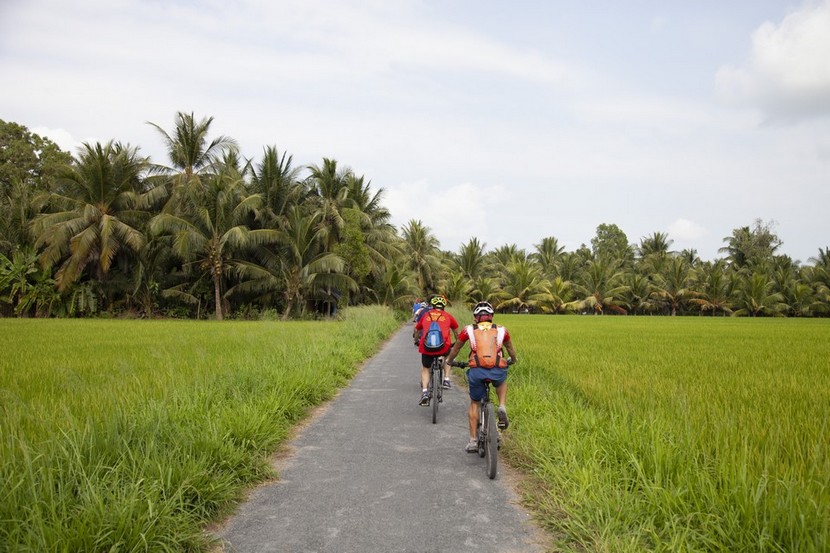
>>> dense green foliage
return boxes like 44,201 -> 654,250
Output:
0,306 -> 400,551
502,315 -> 830,552
1,116 -> 829,319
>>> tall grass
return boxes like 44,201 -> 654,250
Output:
501,315 -> 830,552
0,306 -> 400,552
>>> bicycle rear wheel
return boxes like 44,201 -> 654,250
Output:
431,364 -> 440,424
484,402 -> 498,479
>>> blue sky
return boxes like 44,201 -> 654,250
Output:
2,0 -> 828,263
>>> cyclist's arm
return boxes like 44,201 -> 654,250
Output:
503,338 -> 517,364
444,340 -> 463,366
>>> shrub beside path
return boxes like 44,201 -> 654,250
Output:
213,324 -> 548,552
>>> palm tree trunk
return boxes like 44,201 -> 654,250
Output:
213,272 -> 223,320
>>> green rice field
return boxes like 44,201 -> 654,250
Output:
1,311 -> 828,552
499,315 -> 830,552
0,306 -> 401,552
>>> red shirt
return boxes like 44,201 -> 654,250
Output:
414,309 -> 459,355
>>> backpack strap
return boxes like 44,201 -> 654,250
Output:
468,323 -> 504,350
465,324 -> 477,350
495,325 -> 506,349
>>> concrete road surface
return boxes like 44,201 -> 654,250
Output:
213,324 -> 548,553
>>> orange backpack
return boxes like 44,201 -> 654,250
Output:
466,322 -> 507,369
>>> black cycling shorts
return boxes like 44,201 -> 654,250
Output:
421,353 -> 444,368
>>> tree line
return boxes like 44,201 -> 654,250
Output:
1,114 -> 829,319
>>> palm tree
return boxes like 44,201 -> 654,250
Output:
32,141 -> 155,294
689,260 -> 734,316
620,273 -> 654,315
490,244 -> 527,271
344,172 -> 400,284
454,237 -> 487,279
537,275 -> 573,314
305,158 -> 354,253
148,112 -> 237,212
532,236 -> 565,279
401,220 -> 441,294
568,259 -> 629,314
637,231 -> 674,258
770,257 -> 799,315
786,282 -> 816,317
469,275 -> 502,306
249,146 -> 302,228
235,205 -> 356,319
807,267 -> 830,316
495,258 -> 549,313
149,163 -> 277,320
636,231 -> 674,276
732,273 -> 788,317
808,247 -> 830,270
556,252 -> 584,282
441,269 -> 473,305
371,257 -> 418,310
650,256 -> 695,316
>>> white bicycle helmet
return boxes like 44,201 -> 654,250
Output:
473,301 -> 494,318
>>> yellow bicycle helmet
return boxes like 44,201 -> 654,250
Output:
429,294 -> 448,309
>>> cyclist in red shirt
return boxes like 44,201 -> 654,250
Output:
413,294 -> 459,406
444,301 -> 517,453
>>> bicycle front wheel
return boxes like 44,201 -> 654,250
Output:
484,402 -> 498,479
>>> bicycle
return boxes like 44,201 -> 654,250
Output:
426,355 -> 445,424
452,360 -> 509,479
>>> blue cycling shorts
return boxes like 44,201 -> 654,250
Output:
467,367 -> 508,401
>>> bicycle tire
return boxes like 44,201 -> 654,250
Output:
477,407 -> 486,458
437,364 -> 444,403
431,363 -> 440,424
484,402 -> 498,479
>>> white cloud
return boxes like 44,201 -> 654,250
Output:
668,218 -> 707,242
716,0 -> 830,122
384,179 -> 507,252
30,127 -> 79,153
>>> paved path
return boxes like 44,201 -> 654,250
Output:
214,324 -> 547,553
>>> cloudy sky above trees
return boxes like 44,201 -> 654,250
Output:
2,0 -> 828,262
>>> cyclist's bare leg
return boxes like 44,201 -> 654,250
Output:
495,381 -> 507,409
468,400 -> 480,441
495,381 -> 509,429
421,364 -> 431,390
